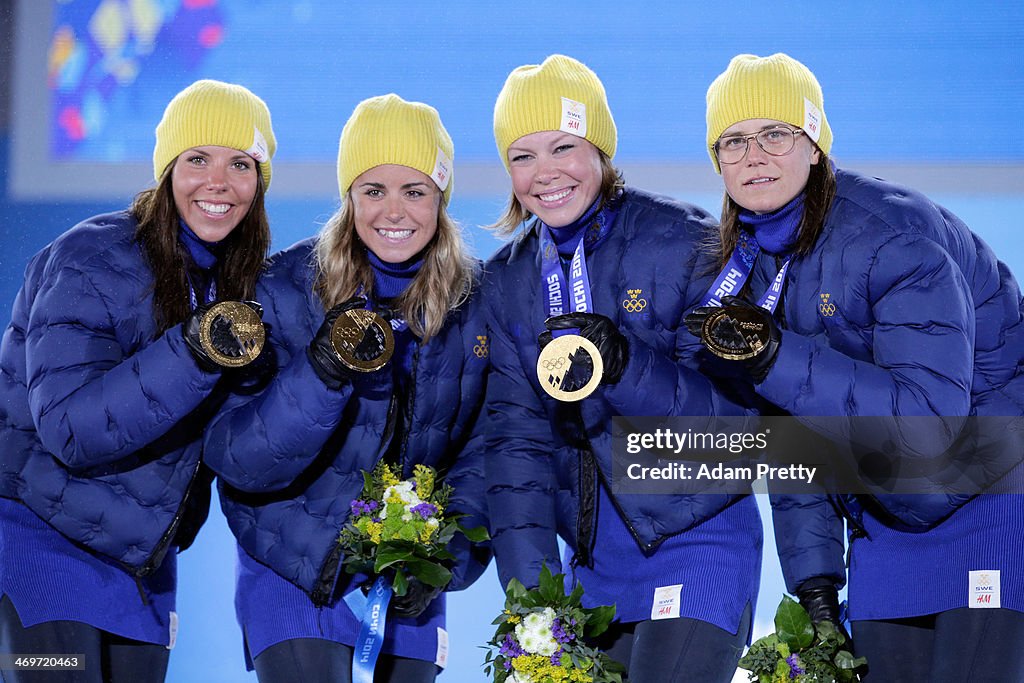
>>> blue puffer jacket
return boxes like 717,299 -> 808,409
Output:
204,238 -> 490,603
483,187 -> 755,590
753,169 -> 1024,591
0,211 -> 219,573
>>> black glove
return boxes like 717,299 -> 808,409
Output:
685,295 -> 781,383
307,296 -> 368,390
389,575 -> 444,619
538,312 -> 629,385
797,578 -> 853,645
184,300 -> 264,371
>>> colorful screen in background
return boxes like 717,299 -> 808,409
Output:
39,0 -> 1024,168
48,0 -> 224,162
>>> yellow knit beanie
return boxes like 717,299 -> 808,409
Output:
337,94 -> 454,204
153,79 -> 276,188
706,53 -> 832,174
493,54 -> 617,172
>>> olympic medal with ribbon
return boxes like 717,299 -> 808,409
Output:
698,231 -> 789,361
198,300 -> 265,368
535,225 -> 604,402
330,308 -> 396,372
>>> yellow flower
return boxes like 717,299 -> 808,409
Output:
378,463 -> 401,487
413,464 -> 435,499
365,521 -> 383,545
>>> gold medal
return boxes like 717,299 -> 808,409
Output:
199,301 -> 265,368
701,306 -> 771,361
330,308 -> 395,372
536,333 -> 603,402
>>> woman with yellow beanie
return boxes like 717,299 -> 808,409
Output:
482,54 -> 762,682
203,94 -> 489,682
688,53 -> 1024,681
0,79 -> 275,681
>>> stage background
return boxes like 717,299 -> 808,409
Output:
1,2 -> 1021,681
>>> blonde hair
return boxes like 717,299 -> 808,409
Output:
486,152 -> 623,237
313,193 -> 475,341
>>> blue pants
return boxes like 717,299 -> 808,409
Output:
853,608 -> 1024,682
0,595 -> 169,683
252,637 -> 437,683
593,603 -> 751,683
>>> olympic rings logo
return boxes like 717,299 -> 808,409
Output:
622,298 -> 648,313
819,303 -> 836,317
541,357 -> 566,371
473,335 -> 489,358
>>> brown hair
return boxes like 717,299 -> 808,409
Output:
312,192 -> 475,342
131,163 -> 271,333
713,154 -> 837,267
486,151 -> 624,236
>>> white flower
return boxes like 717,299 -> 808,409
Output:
510,673 -> 534,683
380,481 -> 423,521
514,607 -> 558,656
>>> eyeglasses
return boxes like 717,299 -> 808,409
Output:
714,126 -> 806,165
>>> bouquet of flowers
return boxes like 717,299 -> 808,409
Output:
738,595 -> 866,683
484,565 -> 625,683
338,461 -> 487,596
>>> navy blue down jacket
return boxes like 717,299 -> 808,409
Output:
0,211 -> 218,573
204,239 -> 490,604
482,187 -> 754,590
748,169 -> 1024,591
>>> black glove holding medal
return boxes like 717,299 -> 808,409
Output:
307,296 -> 369,390
389,575 -> 444,619
184,300 -> 264,371
796,577 -> 854,648
684,295 -> 781,383
538,312 -> 629,385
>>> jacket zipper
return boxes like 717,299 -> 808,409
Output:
126,455 -> 204,604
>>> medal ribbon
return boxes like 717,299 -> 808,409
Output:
537,198 -> 618,336
187,278 -> 217,311
700,231 -> 789,313
539,228 -> 593,338
355,285 -> 409,333
343,576 -> 393,683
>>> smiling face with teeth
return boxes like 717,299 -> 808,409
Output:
351,164 -> 441,264
718,118 -> 820,215
507,130 -> 604,228
172,145 -> 259,242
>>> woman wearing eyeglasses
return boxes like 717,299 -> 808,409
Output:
687,53 -> 1024,682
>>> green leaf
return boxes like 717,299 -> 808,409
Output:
459,523 -> 490,543
834,649 -> 868,670
403,558 -> 452,588
373,547 -> 415,572
775,595 -> 815,650
391,570 -> 408,597
585,604 -> 617,638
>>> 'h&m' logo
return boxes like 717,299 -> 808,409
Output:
473,335 -> 489,359
622,288 -> 648,313
819,292 -> 836,317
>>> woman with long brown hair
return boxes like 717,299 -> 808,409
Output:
0,79 -> 275,681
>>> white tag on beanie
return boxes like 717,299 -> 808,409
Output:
651,584 -> 682,620
245,126 -> 269,162
431,146 -> 452,192
560,97 -> 587,138
969,570 -> 1001,608
802,98 -> 822,144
